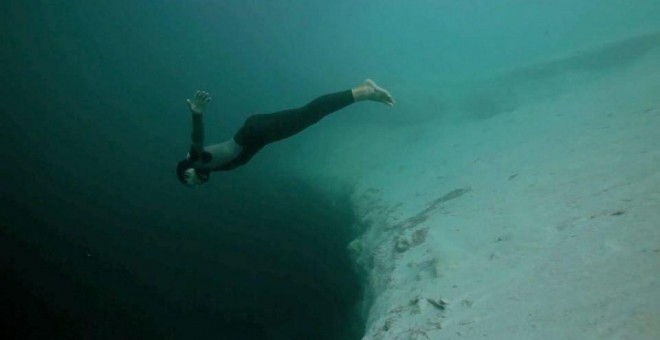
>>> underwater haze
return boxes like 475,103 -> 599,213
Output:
2,1 -> 660,339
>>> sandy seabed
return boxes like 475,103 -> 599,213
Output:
294,34 -> 660,340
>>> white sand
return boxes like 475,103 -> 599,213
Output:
292,35 -> 660,340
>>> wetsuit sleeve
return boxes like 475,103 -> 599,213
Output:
189,112 -> 211,163
191,112 -> 204,151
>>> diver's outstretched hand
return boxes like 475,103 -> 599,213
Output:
187,90 -> 212,114
353,79 -> 395,106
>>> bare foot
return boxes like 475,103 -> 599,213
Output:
353,79 -> 395,106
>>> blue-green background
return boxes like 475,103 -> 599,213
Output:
2,1 -> 659,339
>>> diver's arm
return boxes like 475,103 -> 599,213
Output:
186,90 -> 212,158
185,90 -> 242,167
190,112 -> 204,153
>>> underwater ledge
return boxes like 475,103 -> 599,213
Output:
298,31 -> 660,340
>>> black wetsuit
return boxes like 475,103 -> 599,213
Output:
214,90 -> 354,171
179,90 -> 354,181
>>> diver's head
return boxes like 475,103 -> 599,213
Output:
176,159 -> 210,186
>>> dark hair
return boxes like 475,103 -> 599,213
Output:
176,158 -> 210,185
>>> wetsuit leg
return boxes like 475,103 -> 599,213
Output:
235,90 -> 354,146
215,90 -> 354,171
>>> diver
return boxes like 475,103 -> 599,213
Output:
176,79 -> 395,186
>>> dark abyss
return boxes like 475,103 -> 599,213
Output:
1,177 -> 365,340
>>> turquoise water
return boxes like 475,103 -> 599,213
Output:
2,1 -> 659,339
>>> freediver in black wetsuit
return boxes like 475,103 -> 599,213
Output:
176,79 -> 395,186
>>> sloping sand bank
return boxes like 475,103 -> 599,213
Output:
296,32 -> 660,340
